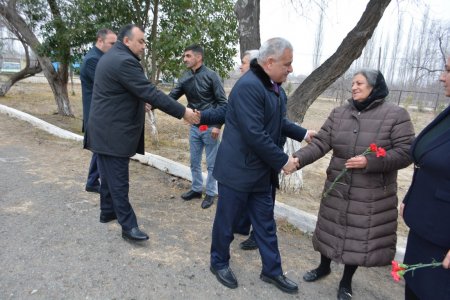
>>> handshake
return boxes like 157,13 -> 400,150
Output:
183,107 -> 201,124
145,104 -> 200,124
282,155 -> 300,175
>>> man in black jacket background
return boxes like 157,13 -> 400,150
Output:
85,24 -> 199,242
169,44 -> 227,209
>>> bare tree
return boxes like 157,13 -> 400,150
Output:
287,0 -> 391,123
312,0 -> 326,69
234,0 -> 261,57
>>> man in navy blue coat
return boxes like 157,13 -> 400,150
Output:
80,28 -> 117,193
209,38 -> 304,294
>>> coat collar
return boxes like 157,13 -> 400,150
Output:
115,41 -> 141,61
190,64 -> 205,74
249,58 -> 280,95
92,46 -> 104,56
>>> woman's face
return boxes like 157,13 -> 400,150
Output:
351,74 -> 373,102
240,54 -> 251,74
439,56 -> 450,97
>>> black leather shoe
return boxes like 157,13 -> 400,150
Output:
337,286 -> 353,300
181,190 -> 202,200
201,195 -> 215,209
210,265 -> 238,289
99,212 -> 117,223
260,273 -> 298,294
240,233 -> 258,250
303,268 -> 331,282
122,227 -> 149,241
85,184 -> 100,193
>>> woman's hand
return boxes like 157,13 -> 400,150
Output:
345,156 -> 368,169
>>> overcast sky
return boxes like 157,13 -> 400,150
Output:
258,0 -> 450,75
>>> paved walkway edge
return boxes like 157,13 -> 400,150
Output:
0,103 -> 405,260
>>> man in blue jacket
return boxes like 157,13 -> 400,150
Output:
209,38 -> 303,294
80,28 -> 117,193
85,24 -> 198,242
169,44 -> 227,209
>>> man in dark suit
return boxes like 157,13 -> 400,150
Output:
209,38 -> 304,294
80,28 -> 117,194
84,24 -> 199,242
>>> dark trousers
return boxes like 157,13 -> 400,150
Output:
234,186 -> 276,235
86,152 -> 100,187
97,154 -> 138,231
211,183 -> 282,277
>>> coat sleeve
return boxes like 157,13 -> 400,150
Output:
168,77 -> 185,100
119,58 -> 186,119
365,107 -> 414,173
211,72 -> 228,107
282,118 -> 307,142
293,109 -> 334,167
200,104 -> 227,125
84,56 -> 99,83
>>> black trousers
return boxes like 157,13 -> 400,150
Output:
97,154 -> 138,231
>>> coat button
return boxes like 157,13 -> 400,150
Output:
353,129 -> 357,133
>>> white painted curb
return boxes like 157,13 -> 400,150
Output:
0,103 -> 406,260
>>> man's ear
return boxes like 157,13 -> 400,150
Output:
123,36 -> 130,46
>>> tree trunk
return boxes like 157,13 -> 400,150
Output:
287,0 -> 391,123
0,0 -> 73,116
234,0 -> 261,57
149,0 -> 159,84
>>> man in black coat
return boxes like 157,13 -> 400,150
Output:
80,28 -> 117,194
84,24 -> 199,242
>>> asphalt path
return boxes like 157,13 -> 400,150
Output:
0,113 -> 405,299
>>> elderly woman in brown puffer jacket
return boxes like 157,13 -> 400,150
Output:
294,69 -> 415,300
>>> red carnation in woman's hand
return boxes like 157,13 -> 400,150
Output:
322,143 -> 387,199
376,147 -> 386,157
199,125 -> 208,132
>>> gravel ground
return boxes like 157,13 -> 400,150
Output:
0,113 -> 405,299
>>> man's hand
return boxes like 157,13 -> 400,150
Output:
145,103 -> 152,112
443,250 -> 450,269
305,130 -> 316,143
399,203 -> 405,218
282,156 -> 299,175
211,127 -> 220,140
183,108 -> 200,124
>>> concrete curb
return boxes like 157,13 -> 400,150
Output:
0,103 -> 406,261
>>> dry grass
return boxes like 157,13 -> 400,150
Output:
0,79 -> 439,238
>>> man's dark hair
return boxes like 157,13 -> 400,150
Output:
184,44 -> 204,57
96,28 -> 114,41
118,24 -> 144,42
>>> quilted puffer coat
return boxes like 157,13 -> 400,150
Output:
294,73 -> 415,267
